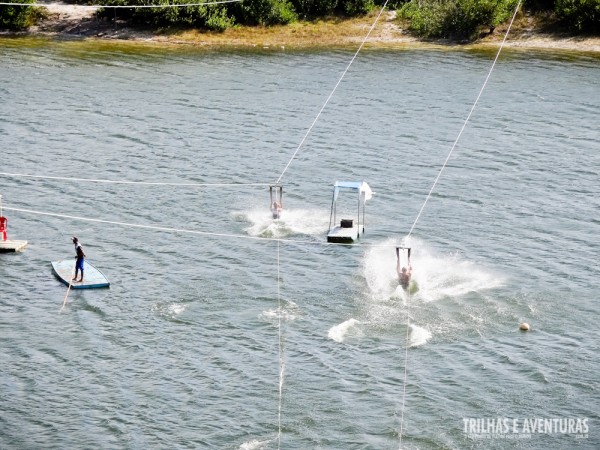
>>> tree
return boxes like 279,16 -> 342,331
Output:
0,0 -> 37,30
554,0 -> 600,33
232,0 -> 297,26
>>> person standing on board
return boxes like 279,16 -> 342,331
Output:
72,236 -> 86,282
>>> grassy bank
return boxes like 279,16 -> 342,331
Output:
2,7 -> 600,54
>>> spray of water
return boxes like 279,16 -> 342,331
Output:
329,237 -> 504,345
237,208 -> 330,238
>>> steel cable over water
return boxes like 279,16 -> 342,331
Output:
271,3 -> 392,444
2,206 -> 400,248
276,239 -> 284,449
275,0 -> 391,185
2,2 -> 523,443
0,172 -> 270,188
4,4 -> 389,441
397,2 -> 523,448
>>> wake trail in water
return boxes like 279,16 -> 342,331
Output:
236,208 -> 330,239
239,438 -> 271,450
260,300 -> 301,322
328,318 -> 361,343
329,237 -> 505,345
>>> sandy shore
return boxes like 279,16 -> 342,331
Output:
9,2 -> 600,53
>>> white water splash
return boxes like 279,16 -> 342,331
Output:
239,439 -> 271,450
151,302 -> 186,317
364,237 -> 504,303
408,324 -> 432,347
328,318 -> 360,343
237,208 -> 330,238
168,304 -> 186,315
356,237 -> 504,346
260,301 -> 301,322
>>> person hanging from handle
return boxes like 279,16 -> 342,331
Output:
396,245 -> 412,290
270,185 -> 283,219
72,236 -> 86,283
0,194 -> 7,241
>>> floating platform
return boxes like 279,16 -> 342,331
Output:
327,224 -> 359,243
327,181 -> 372,244
0,240 -> 28,253
51,260 -> 110,289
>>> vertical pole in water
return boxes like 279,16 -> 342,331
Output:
356,189 -> 360,237
362,192 -> 366,234
278,185 -> 283,210
328,189 -> 336,234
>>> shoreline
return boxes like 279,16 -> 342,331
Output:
2,3 -> 600,54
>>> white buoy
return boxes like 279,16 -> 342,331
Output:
519,322 -> 530,331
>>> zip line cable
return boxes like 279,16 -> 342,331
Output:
0,1 -> 241,8
275,0 -> 391,185
0,172 -> 270,188
276,239 -> 284,449
3,205 -> 398,248
273,6 -> 389,437
5,205 -> 279,242
2,1 -> 518,442
397,3 -> 522,448
398,289 -> 411,446
406,2 -> 523,241
3,2 -> 390,189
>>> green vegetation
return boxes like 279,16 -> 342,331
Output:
0,0 -> 44,30
0,0 -> 598,40
555,0 -> 600,32
94,0 -> 378,31
398,0 -> 600,40
94,0 -> 235,31
399,0 -> 520,40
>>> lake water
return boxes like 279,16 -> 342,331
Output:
0,39 -> 598,449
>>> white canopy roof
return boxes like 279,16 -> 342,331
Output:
333,181 -> 373,202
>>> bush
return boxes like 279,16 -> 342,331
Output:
290,0 -> 338,18
400,0 -> 520,40
342,0 -> 376,16
0,0 -> 37,30
98,0 -> 236,31
554,0 -> 600,33
234,0 -> 297,26
380,0 -> 410,10
524,0 -> 556,11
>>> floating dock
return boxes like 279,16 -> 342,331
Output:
327,181 -> 372,243
327,222 -> 359,243
51,260 -> 110,289
0,240 -> 28,253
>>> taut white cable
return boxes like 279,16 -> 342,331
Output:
398,3 -> 522,448
3,205 -> 400,248
276,239 -> 284,449
406,0 -> 523,240
0,172 -> 270,187
275,1 -> 391,184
